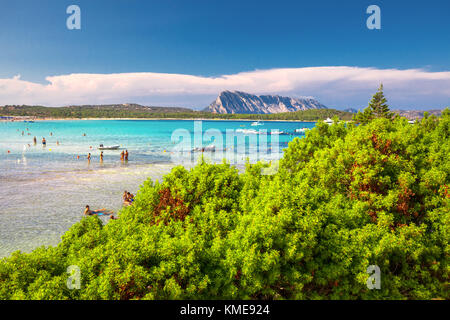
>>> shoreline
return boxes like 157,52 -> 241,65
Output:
0,117 -> 318,123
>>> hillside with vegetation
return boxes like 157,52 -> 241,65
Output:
0,87 -> 448,300
0,104 -> 353,121
0,104 -> 193,119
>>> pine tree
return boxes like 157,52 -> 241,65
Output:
353,84 -> 392,124
369,84 -> 392,118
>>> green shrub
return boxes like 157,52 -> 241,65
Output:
1,111 -> 448,300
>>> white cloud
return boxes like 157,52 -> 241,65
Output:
0,66 -> 449,109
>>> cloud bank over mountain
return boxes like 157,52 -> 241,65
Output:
0,67 -> 449,109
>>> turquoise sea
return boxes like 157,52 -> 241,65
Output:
0,119 -> 316,257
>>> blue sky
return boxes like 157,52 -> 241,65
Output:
0,0 -> 449,109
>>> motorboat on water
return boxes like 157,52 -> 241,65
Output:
250,121 -> 263,126
236,128 -> 259,134
295,128 -> 309,133
270,129 -> 285,135
324,118 -> 334,125
98,144 -> 120,150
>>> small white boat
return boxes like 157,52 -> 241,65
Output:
270,130 -> 284,135
251,121 -> 263,126
324,118 -> 334,125
295,128 -> 309,133
236,129 -> 258,134
98,144 -> 120,150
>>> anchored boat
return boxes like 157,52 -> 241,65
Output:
98,144 -> 120,150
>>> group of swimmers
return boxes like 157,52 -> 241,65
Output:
20,129 -> 130,167
22,130 -> 130,164
21,128 -> 33,136
35,136 -> 59,147
120,150 -> 129,161
86,151 -> 103,162
83,150 -> 129,163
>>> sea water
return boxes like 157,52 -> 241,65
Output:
0,119 -> 316,257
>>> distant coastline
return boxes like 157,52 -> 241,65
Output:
0,104 -> 354,121
3,105 -> 445,122
0,117 -> 318,123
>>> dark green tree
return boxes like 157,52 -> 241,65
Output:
353,105 -> 374,124
369,84 -> 392,118
353,84 -> 393,124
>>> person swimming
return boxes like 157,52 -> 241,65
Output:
84,205 -> 114,216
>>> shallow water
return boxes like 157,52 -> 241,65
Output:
0,119 -> 315,257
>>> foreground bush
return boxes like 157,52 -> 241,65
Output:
1,111 -> 449,300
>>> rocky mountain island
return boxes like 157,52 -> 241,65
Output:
204,91 -> 327,114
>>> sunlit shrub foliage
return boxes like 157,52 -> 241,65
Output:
1,110 -> 448,300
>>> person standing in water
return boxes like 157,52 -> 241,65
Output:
120,150 -> 125,162
42,137 -> 46,146
33,136 -> 37,145
124,150 -> 129,162
100,151 -> 104,163
122,191 -> 129,205
87,153 -> 91,162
